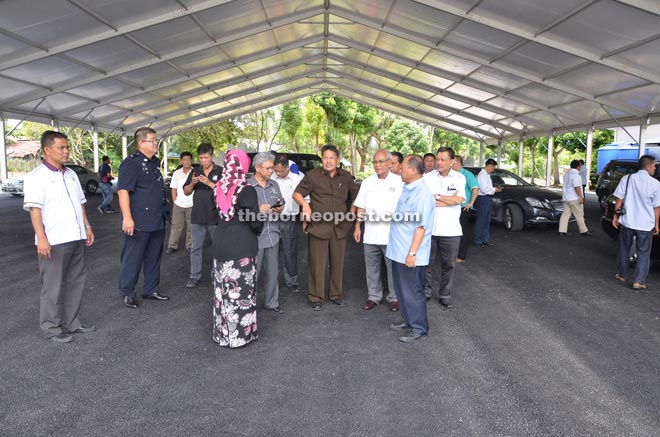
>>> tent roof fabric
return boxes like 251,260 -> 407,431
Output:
1,0 -> 659,142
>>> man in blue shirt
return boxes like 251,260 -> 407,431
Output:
117,127 -> 170,308
612,155 -> 660,290
386,155 -> 436,343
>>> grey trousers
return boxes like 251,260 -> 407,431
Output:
37,240 -> 86,338
424,235 -> 461,300
168,204 -> 192,250
279,220 -> 298,288
190,223 -> 216,282
257,245 -> 280,309
364,243 -> 397,303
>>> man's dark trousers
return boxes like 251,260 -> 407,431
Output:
458,208 -> 471,260
392,261 -> 428,335
425,235 -> 460,301
119,229 -> 165,297
474,195 -> 493,245
617,224 -> 653,284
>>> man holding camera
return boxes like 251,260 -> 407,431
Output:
612,155 -> 660,290
559,159 -> 590,237
183,142 -> 223,288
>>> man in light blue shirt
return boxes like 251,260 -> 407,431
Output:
612,155 -> 660,290
386,155 -> 436,343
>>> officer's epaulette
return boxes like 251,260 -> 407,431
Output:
129,152 -> 140,158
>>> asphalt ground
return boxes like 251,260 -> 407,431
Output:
1,192 -> 659,436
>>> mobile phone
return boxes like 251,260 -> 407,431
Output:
271,202 -> 283,209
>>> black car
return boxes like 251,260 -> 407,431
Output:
465,167 -> 565,231
247,152 -> 321,175
595,160 -> 638,210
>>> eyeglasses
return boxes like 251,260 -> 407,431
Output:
260,166 -> 274,171
142,138 -> 159,144
372,158 -> 391,165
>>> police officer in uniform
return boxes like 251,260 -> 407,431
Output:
117,127 -> 170,308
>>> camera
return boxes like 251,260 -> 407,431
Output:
615,207 -> 625,216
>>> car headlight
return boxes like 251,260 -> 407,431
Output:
525,197 -> 545,208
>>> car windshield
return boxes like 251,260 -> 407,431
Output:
492,169 -> 530,187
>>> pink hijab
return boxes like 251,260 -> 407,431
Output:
216,149 -> 251,221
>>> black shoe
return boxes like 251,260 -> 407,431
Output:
265,306 -> 284,314
49,333 -> 73,343
143,293 -> 170,301
123,296 -> 138,308
399,332 -> 426,343
559,232 -> 568,237
580,231 -> 593,237
311,302 -> 322,311
186,279 -> 199,288
71,325 -> 96,334
330,299 -> 347,307
165,247 -> 177,254
289,286 -> 300,293
439,299 -> 453,309
426,296 -> 431,301
389,321 -> 411,332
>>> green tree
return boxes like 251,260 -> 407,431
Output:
301,97 -> 326,153
310,92 -> 353,144
277,100 -> 304,151
383,120 -> 429,156
551,129 -> 614,185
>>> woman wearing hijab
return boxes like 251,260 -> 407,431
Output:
212,149 -> 263,348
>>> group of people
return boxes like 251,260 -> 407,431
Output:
32,126 -> 658,348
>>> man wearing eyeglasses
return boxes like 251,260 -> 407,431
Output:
117,127 -> 170,308
353,149 -> 403,312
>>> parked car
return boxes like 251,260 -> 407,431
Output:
600,168 -> 660,261
1,164 -> 98,197
464,167 -> 566,231
1,178 -> 24,196
594,160 -> 639,210
246,152 -> 322,175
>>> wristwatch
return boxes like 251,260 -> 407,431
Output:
408,251 -> 416,257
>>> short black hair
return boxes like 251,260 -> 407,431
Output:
436,146 -> 455,159
570,159 -> 581,169
41,131 -> 68,150
321,144 -> 340,158
423,153 -> 436,160
134,127 -> 156,144
180,151 -> 193,160
391,151 -> 403,163
101,155 -> 110,162
197,142 -> 214,156
639,155 -> 656,169
275,154 -> 289,166
485,158 -> 498,167
406,154 -> 425,175
455,156 -> 464,165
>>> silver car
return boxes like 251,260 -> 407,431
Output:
1,164 -> 99,196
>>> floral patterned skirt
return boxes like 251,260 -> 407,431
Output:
212,257 -> 258,348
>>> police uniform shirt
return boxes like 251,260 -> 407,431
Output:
183,164 -> 223,225
117,151 -> 167,232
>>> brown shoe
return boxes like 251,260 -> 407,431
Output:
456,258 -> 465,263
362,300 -> 377,310
632,282 -> 647,290
389,301 -> 399,312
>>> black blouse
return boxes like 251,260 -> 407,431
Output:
212,185 -> 263,261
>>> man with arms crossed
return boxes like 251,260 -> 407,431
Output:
423,147 -> 465,308
24,131 -> 96,342
387,155 -> 436,343
612,155 -> 660,290
353,149 -> 403,312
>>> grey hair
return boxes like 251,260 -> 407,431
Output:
253,152 -> 275,167
406,154 -> 425,175
375,149 -> 392,160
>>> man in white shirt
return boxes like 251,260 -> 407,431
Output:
474,159 -> 502,246
391,151 -> 403,176
423,147 -> 466,307
166,151 -> 194,253
559,160 -> 590,236
612,155 -> 660,289
579,159 -> 588,195
23,131 -> 96,343
353,149 -> 403,312
272,154 -> 304,293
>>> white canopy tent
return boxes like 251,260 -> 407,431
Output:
1,0 -> 660,184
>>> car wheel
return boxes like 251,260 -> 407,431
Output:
503,204 -> 523,231
86,180 -> 98,194
598,192 -> 608,210
11,193 -> 23,197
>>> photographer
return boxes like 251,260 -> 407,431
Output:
612,155 -> 660,290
